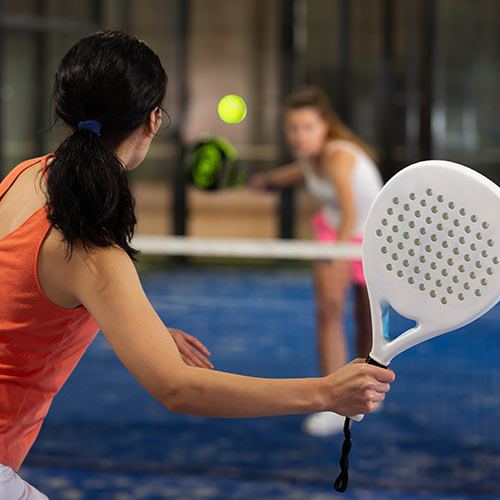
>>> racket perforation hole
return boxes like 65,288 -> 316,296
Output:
452,275 -> 459,283
387,207 -> 394,215
397,270 -> 404,278
393,197 -> 400,205
386,263 -> 393,271
408,249 -> 416,257
409,193 -> 416,201
471,215 -> 478,223
464,254 -> 471,262
436,279 -> 443,287
442,241 -> 448,249
458,293 -> 465,301
437,195 -> 444,202
424,273 -> 431,281
453,247 -> 460,255
493,257 -> 499,265
414,266 -> 421,274
464,282 -> 471,290
482,222 -> 489,230
441,269 -> 448,277
381,247 -> 388,254
475,289 -> 481,297
409,221 -> 416,229
470,243 -> 477,251
453,219 -> 460,227
403,203 -> 410,211
442,213 -> 449,220
487,239 -> 494,247
448,202 -> 455,209
447,258 -> 454,266
398,214 -> 404,222
436,223 -> 444,231
415,210 -> 422,218
436,251 -> 443,259
430,290 -> 437,298
392,253 -> 399,261
426,188 -> 433,196
397,242 -> 404,250
430,262 -> 437,270
392,225 -> 399,233
425,217 -> 432,224
458,265 -> 465,273
376,229 -> 383,237
419,256 -> 426,264
481,250 -> 488,258
476,233 -> 483,240
408,276 -> 415,285
448,230 -> 454,238
487,267 -> 494,275
430,234 -> 437,242
419,283 -> 425,291
481,278 -> 487,286
475,261 -> 482,269
459,208 -> 466,216
381,218 -> 388,226
403,260 -> 410,268
403,232 -> 410,240
414,237 -> 421,245
420,199 -> 427,207
447,286 -> 453,294
441,297 -> 447,305
431,206 -> 438,214
464,226 -> 471,234
459,237 -> 466,244
470,271 -> 477,280
387,235 -> 394,243
419,228 -> 426,236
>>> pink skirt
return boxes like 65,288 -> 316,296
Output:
312,212 -> 366,285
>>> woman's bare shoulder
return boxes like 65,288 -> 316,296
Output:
38,227 -> 133,308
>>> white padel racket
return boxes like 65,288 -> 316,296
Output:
334,160 -> 500,492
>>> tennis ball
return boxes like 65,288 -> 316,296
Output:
217,94 -> 247,124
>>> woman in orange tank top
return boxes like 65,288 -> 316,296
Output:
0,31 -> 394,499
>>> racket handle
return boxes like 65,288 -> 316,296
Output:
349,356 -> 388,422
350,413 -> 364,422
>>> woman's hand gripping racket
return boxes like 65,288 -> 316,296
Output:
334,160 -> 500,492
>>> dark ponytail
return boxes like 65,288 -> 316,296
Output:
46,30 -> 167,259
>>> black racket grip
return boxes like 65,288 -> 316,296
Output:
365,355 -> 388,368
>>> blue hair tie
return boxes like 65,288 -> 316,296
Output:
78,120 -> 102,137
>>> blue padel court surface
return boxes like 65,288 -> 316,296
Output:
21,266 -> 500,499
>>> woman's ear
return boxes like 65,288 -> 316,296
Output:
147,107 -> 162,137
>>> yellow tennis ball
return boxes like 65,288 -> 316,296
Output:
217,94 -> 247,124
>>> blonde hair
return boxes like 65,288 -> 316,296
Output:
284,86 -> 378,163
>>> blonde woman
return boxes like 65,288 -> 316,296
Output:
251,87 -> 384,436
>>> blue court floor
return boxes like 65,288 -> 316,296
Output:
21,266 -> 500,499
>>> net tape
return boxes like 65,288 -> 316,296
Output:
133,235 -> 362,260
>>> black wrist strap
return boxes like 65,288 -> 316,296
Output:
333,416 -> 352,492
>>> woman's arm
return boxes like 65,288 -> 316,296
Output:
64,245 -> 394,418
249,162 -> 305,190
325,150 -> 357,241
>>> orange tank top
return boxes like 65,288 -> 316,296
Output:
0,155 -> 99,470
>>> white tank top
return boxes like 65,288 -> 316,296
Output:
301,139 -> 383,236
